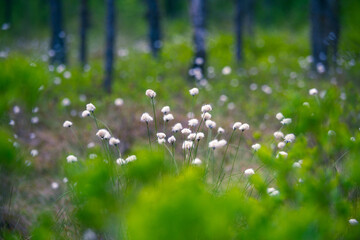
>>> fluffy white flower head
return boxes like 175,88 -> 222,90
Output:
156,132 -> 166,139
96,129 -> 111,140
182,141 -> 193,150
276,151 -> 288,158
163,113 -> 174,122
168,136 -> 176,144
201,112 -> 212,120
172,123 -> 183,132
181,128 -> 192,135
67,155 -> 78,163
145,89 -> 156,98
116,158 -> 126,165
233,122 -> 242,130
205,120 -> 216,129
86,103 -> 96,112
114,98 -> 124,106
158,138 -> 166,144
276,112 -> 284,120
349,219 -> 358,225
141,113 -> 153,123
281,118 -> 292,125
63,120 -> 73,128
201,104 -> 212,113
244,168 -> 255,176
161,106 -> 170,114
274,131 -> 284,139
192,158 -> 202,165
239,123 -> 250,131
218,127 -> 225,134
82,110 -> 91,118
109,137 -> 120,146
189,88 -> 199,96
126,155 -> 137,162
277,141 -> 286,149
309,88 -> 318,95
188,118 -> 199,127
252,143 -> 261,151
284,133 -> 296,143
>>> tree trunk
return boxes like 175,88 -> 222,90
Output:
50,0 -> 66,65
190,0 -> 206,77
245,0 -> 255,36
103,0 -> 115,93
327,0 -> 339,66
165,0 -> 181,18
80,0 -> 89,68
235,0 -> 245,62
146,0 -> 162,58
4,0 -> 11,24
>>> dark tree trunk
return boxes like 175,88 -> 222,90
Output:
4,0 -> 11,24
327,0 -> 340,66
190,0 -> 206,76
245,0 -> 255,36
235,0 -> 245,62
310,0 -> 340,74
103,0 -> 115,93
146,0 -> 162,58
165,0 -> 180,18
50,0 -> 66,65
80,0 -> 89,67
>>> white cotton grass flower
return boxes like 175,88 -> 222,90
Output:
218,127 -> 225,134
161,106 -> 170,115
156,132 -> 166,139
269,189 -> 280,196
62,98 -> 71,106
172,123 -> 183,132
182,141 -> 193,150
30,149 -> 38,157
168,136 -> 176,144
267,187 -> 276,194
87,142 -> 95,148
309,88 -> 318,96
126,155 -> 137,163
239,123 -> 250,131
181,128 -> 192,135
188,118 -> 199,127
276,112 -> 284,120
233,122 -> 242,130
140,113 -> 153,123
192,158 -> 202,165
63,177 -> 68,183
349,219 -> 358,225
293,161 -> 302,168
114,98 -> 124,106
217,139 -> 227,148
67,155 -> 78,163
9,119 -> 15,126
96,129 -> 111,140
276,151 -> 288,158
158,138 -> 166,144
86,103 -> 96,112
89,153 -> 97,159
201,112 -> 212,120
51,182 -> 59,189
187,133 -> 197,141
31,117 -> 39,124
277,141 -> 286,149
145,89 -> 156,98
187,112 -> 195,119
82,110 -> 91,118
116,158 -> 126,165
209,140 -> 218,149
281,118 -> 292,125
205,120 -> 216,129
163,113 -> 174,122
195,132 -> 205,141
13,105 -> 21,114
244,168 -> 255,176
201,104 -> 212,113
284,133 -> 296,143
109,137 -> 120,146
63,120 -> 73,128
251,143 -> 261,151
274,131 -> 284,139
189,88 -> 199,96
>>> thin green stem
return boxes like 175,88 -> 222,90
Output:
151,98 -> 158,133
146,122 -> 152,150
226,132 -> 243,188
